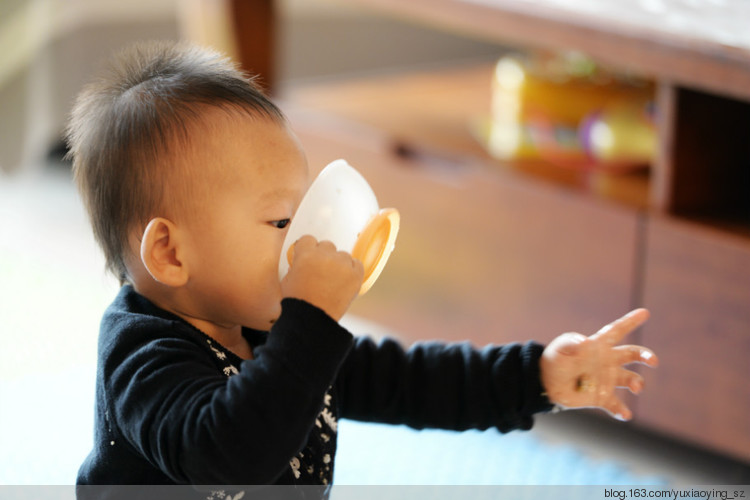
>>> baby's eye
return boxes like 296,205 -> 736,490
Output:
271,219 -> 290,229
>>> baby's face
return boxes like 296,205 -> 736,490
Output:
178,108 -> 310,331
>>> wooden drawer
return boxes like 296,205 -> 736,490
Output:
291,111 -> 640,347
637,215 -> 750,461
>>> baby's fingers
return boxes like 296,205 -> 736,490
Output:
615,367 -> 645,395
601,394 -> 633,422
614,345 -> 659,368
591,308 -> 650,346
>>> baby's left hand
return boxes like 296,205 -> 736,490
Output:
540,308 -> 658,421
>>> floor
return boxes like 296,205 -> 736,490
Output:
1,161 -> 748,486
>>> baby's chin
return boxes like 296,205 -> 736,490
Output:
241,317 -> 277,332
246,304 -> 282,331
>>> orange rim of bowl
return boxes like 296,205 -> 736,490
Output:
352,208 -> 400,295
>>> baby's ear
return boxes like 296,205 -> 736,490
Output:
139,217 -> 189,287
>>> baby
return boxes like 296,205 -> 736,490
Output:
67,41 -> 658,490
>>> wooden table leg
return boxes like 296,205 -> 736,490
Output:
228,0 -> 276,93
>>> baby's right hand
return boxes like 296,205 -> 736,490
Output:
280,235 -> 364,322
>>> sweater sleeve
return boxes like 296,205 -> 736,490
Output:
335,337 -> 554,433
104,298 -> 352,485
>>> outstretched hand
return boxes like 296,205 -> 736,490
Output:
540,309 -> 658,421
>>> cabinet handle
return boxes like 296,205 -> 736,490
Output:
391,140 -> 475,183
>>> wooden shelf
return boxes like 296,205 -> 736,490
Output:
332,0 -> 750,236
337,0 -> 750,102
285,63 -> 652,211
653,84 -> 750,226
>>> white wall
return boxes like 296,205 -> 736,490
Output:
0,0 -> 182,173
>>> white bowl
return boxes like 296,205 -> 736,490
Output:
278,159 -> 399,295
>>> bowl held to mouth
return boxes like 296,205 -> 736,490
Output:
278,159 -> 400,295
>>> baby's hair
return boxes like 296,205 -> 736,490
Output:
66,40 -> 284,283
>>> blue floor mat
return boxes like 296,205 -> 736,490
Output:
334,419 -> 665,485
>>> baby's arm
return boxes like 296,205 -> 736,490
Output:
539,308 -> 659,421
103,297 -> 354,485
337,337 -> 552,432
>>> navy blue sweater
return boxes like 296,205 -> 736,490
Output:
77,285 -> 552,487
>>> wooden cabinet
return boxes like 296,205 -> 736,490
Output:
637,216 -> 750,460
281,0 -> 750,461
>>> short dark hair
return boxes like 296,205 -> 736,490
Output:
66,40 -> 284,282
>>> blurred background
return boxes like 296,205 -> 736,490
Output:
0,0 -> 504,173
2,0 -> 749,488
